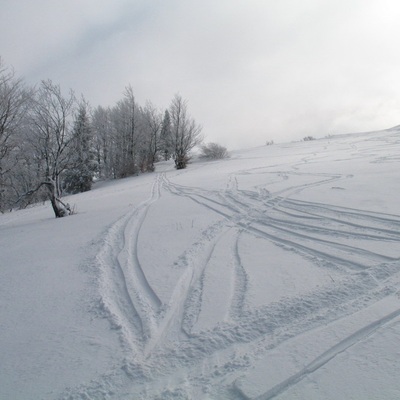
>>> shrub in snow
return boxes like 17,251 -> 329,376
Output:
199,142 -> 229,160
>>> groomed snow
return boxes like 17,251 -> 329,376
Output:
1,128 -> 400,399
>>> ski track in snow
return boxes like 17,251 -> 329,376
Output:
66,133 -> 400,398
250,307 -> 400,400
93,174 -> 165,371
235,309 -> 400,400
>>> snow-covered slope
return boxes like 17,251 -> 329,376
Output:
1,128 -> 400,399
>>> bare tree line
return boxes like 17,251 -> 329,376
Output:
0,59 -> 203,216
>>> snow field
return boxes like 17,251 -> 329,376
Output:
1,127 -> 400,399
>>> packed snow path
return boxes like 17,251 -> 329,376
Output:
1,128 -> 400,399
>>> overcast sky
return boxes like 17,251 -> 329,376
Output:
1,0 -> 400,149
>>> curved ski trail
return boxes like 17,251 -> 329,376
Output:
92,155 -> 400,398
149,166 -> 400,396
96,173 -> 163,356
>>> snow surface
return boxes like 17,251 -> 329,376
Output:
1,128 -> 400,399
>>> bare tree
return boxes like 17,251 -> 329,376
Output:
27,80 -> 76,217
0,60 -> 31,161
91,105 -> 113,179
0,59 -> 32,211
110,86 -> 141,177
0,62 -> 209,214
142,101 -> 162,171
169,94 -> 203,169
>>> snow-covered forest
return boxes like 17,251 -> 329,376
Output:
1,121 -> 400,398
0,60 -> 203,216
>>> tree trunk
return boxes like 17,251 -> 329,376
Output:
16,179 -> 71,218
45,179 -> 71,218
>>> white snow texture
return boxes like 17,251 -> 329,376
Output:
1,127 -> 400,399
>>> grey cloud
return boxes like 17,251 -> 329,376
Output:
1,0 -> 400,149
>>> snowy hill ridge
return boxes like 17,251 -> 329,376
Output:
1,128 -> 400,399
